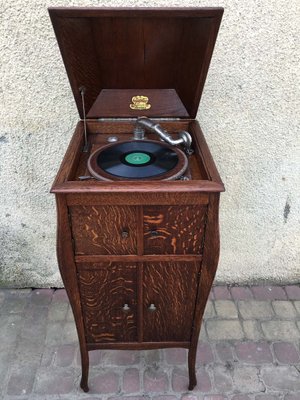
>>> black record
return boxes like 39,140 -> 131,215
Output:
96,141 -> 178,179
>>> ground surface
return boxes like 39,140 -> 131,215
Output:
0,285 -> 300,399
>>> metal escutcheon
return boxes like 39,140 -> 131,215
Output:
121,230 -> 129,238
148,303 -> 157,312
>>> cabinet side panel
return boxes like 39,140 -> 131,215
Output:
77,263 -> 138,343
143,261 -> 200,342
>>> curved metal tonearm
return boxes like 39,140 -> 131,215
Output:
133,116 -> 192,152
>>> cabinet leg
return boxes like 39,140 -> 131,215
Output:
79,347 -> 89,392
188,347 -> 197,390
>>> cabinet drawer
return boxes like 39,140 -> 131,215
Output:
143,206 -> 207,254
143,261 -> 200,342
70,205 -> 137,255
77,263 -> 138,343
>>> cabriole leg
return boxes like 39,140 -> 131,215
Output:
79,347 -> 89,392
188,346 -> 197,390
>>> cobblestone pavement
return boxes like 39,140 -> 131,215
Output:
0,285 -> 300,399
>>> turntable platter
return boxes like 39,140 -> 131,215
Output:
87,140 -> 188,181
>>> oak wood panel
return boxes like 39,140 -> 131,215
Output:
143,262 -> 200,341
75,254 -> 202,265
70,205 -> 137,255
87,341 -> 190,351
144,205 -> 207,254
78,263 -> 138,343
87,89 -> 189,118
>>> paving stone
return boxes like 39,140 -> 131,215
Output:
154,397 -> 178,400
238,300 -> 274,319
63,321 -> 78,344
144,349 -> 162,365
255,395 -> 280,400
0,347 -> 13,386
206,320 -> 244,340
52,289 -> 69,302
215,300 -> 238,318
144,367 -> 169,392
34,369 -> 74,394
196,342 -> 214,365
231,396 -> 251,400
204,396 -> 227,400
215,342 -> 235,363
90,371 -> 120,393
30,289 -> 54,306
230,287 -> 253,300
251,286 -> 287,300
213,286 -> 232,300
200,325 -> 208,342
45,322 -> 64,346
272,300 -> 297,318
14,337 -> 44,367
204,300 -> 216,318
102,350 -> 139,365
285,285 -> 300,299
76,348 -> 102,366
261,366 -> 300,390
242,320 -> 262,340
0,290 -> 5,307
208,290 -> 214,300
123,368 -> 140,393
273,342 -> 300,364
212,365 -> 233,392
181,395 -> 199,400
172,368 -> 190,392
109,397 -> 150,400
66,306 -> 75,322
195,369 -> 212,393
54,344 -> 76,367
165,348 -> 186,364
261,321 -> 299,340
294,301 -> 300,314
0,314 -> 23,349
6,365 -> 36,395
1,297 -> 27,314
21,305 -> 48,341
235,342 -> 273,364
40,346 -> 56,367
48,301 -> 69,321
284,394 -> 300,400
232,366 -> 265,392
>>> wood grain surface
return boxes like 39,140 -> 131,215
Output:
78,263 -> 138,343
144,205 -> 207,254
143,261 -> 200,341
70,205 -> 137,255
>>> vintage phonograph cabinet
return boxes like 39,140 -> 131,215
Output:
49,7 -> 224,392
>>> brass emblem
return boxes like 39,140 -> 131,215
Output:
130,95 -> 151,110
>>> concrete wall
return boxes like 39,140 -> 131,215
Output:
0,0 -> 299,287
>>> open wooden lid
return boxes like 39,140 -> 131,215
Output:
49,7 -> 223,119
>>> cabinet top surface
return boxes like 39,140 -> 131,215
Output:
48,7 -> 223,119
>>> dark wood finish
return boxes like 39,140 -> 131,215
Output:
87,89 -> 189,118
70,205 -> 137,255
143,205 -> 207,254
50,7 -> 224,393
48,7 -> 223,118
78,263 -> 138,343
143,262 -> 200,342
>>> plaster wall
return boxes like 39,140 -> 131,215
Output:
0,0 -> 299,287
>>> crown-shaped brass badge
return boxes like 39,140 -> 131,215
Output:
130,95 -> 151,110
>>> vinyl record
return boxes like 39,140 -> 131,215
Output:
87,140 -> 188,181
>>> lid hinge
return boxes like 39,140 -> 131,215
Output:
79,86 -> 89,153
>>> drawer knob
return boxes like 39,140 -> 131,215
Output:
122,303 -> 130,312
121,230 -> 129,238
150,230 -> 159,237
148,303 -> 157,312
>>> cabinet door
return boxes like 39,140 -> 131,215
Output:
143,206 -> 207,254
70,205 -> 137,255
143,262 -> 200,342
77,263 -> 137,343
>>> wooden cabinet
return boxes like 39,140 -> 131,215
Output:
49,6 -> 224,394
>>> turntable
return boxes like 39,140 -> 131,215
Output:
49,7 -> 225,393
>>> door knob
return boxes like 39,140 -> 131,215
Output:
148,303 -> 157,312
122,303 -> 130,311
